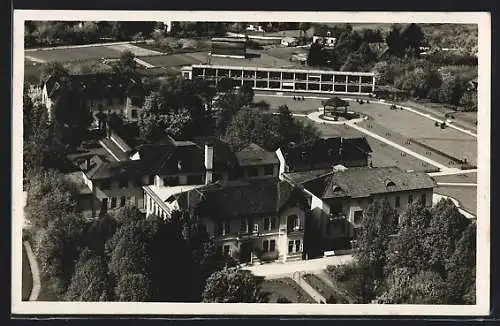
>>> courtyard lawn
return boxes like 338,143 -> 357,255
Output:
303,274 -> 348,303
260,278 -> 316,303
254,94 -> 324,114
22,245 -> 33,301
434,172 -> 477,184
435,186 -> 477,216
26,45 -> 123,63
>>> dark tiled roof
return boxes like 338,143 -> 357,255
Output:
235,143 -> 279,167
303,167 -> 436,199
134,136 -> 240,176
177,178 -> 299,219
282,168 -> 333,185
282,136 -> 372,172
85,159 -> 146,180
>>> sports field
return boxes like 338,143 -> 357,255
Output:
26,46 -> 122,63
141,53 -> 204,68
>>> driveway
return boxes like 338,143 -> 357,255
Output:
242,255 -> 353,279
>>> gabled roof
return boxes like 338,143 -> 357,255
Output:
235,143 -> 279,167
282,136 -> 372,172
85,159 -> 145,180
302,166 -> 436,199
176,178 -> 301,219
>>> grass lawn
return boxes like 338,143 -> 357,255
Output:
260,278 -> 316,303
303,274 -> 348,303
22,245 -> 33,301
255,94 -> 324,114
435,186 -> 477,216
26,46 -> 123,63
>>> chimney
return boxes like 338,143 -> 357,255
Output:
204,143 -> 214,184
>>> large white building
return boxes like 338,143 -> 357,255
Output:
181,64 -> 375,95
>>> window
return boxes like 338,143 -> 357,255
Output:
119,178 -> 128,188
221,221 -> 231,236
263,165 -> 274,175
164,176 -> 179,186
101,198 -> 108,212
263,240 -> 276,252
223,245 -> 231,256
110,197 -> 117,209
240,218 -> 250,233
295,240 -> 301,253
269,240 -> 276,252
101,180 -> 111,190
421,194 -> 426,206
253,222 -> 259,234
287,215 -> 300,232
247,167 -> 258,177
264,217 -> 277,231
408,194 -> 413,204
131,109 -> 138,119
353,210 -> 363,224
120,196 -> 126,207
263,240 -> 269,252
395,196 -> 401,208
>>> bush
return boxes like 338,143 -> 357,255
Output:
277,296 -> 292,303
328,263 -> 358,282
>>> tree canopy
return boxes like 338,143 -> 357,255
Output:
202,267 -> 265,303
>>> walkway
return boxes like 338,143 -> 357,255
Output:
25,40 -> 139,52
292,273 -> 326,303
242,254 -> 353,278
23,241 -> 41,301
436,182 -> 477,187
429,169 -> 478,177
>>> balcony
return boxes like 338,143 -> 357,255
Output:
237,230 -> 260,239
287,226 -> 304,234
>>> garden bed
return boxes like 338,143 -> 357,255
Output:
260,278 -> 315,303
303,274 -> 349,303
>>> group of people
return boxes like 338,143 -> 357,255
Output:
293,95 -> 305,101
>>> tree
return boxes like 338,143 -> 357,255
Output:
216,77 -> 235,93
386,24 -> 404,57
459,90 -> 478,112
34,213 -> 87,295
385,202 -> 433,275
355,200 -> 398,280
400,23 -> 425,58
445,222 -> 476,304
25,170 -> 80,229
65,249 -> 112,301
380,268 -> 448,304
115,273 -> 153,302
307,39 -> 325,66
426,199 -> 471,276
439,75 -> 465,106
340,43 -> 376,72
202,267 -> 265,303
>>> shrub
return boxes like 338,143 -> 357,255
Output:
277,296 -> 292,303
328,263 -> 358,282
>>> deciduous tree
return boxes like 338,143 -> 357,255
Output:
202,267 -> 265,303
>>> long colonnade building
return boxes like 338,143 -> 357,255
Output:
181,64 -> 375,95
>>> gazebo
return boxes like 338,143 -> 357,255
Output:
322,96 -> 350,116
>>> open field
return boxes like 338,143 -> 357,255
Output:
24,59 -> 43,83
263,46 -> 308,62
22,246 -> 33,301
107,43 -> 162,56
141,53 -> 204,68
260,278 -> 315,303
26,45 -> 123,63
435,186 -> 477,215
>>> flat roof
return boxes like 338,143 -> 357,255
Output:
191,64 -> 375,76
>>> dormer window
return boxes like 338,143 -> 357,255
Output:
177,160 -> 183,171
385,179 -> 396,189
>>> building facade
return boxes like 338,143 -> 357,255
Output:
181,64 -> 376,95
